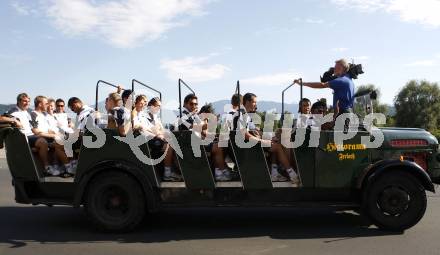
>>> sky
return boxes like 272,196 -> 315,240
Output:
1,0 -> 440,111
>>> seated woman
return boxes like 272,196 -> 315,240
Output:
198,104 -> 232,181
106,92 -> 131,136
132,95 -> 182,181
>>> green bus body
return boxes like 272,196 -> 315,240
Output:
1,125 -> 438,211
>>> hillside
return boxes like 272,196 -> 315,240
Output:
0,104 -> 14,114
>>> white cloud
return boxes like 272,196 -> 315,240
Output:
304,18 -> 325,24
352,55 -> 370,61
293,17 -> 334,26
0,53 -> 32,66
330,0 -> 388,12
160,54 -> 229,82
241,71 -> 300,86
11,1 -> 30,15
330,0 -> 440,27
405,60 -> 437,67
332,47 -> 349,52
40,0 -> 212,48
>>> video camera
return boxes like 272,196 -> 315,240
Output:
320,63 -> 364,82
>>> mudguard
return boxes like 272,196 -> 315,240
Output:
73,159 -> 157,211
357,159 -> 435,193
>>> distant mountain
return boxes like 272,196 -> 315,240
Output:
209,100 -> 299,114
91,99 -> 395,126
95,99 -> 297,124
0,104 -> 15,114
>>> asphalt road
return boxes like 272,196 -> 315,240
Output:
0,150 -> 439,255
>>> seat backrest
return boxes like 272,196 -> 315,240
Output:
4,129 -> 41,180
229,131 -> 272,189
173,131 -> 215,189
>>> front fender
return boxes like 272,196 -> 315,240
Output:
357,159 -> 435,193
73,159 -> 157,211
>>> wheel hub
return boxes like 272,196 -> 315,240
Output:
378,186 -> 410,216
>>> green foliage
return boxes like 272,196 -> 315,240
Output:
430,129 -> 440,141
353,84 -> 391,126
394,80 -> 440,132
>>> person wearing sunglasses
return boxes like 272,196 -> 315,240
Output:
54,98 -> 74,134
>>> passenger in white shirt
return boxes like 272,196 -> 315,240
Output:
106,92 -> 130,136
67,97 -> 95,132
53,98 -> 74,134
45,98 -> 60,134
132,94 -> 154,138
234,93 -> 300,185
5,93 -> 34,137
31,96 -> 74,176
5,93 -> 58,174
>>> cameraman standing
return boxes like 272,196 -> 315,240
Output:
293,59 -> 355,117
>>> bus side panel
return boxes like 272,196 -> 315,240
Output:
75,129 -> 159,187
315,131 -> 370,188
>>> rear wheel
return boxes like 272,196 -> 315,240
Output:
363,171 -> 427,231
85,171 -> 146,232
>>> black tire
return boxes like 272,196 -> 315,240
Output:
84,171 -> 146,232
362,171 -> 427,231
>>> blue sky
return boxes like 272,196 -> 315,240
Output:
1,0 -> 440,111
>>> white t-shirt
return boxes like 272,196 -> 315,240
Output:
294,114 -> 317,128
53,112 -> 73,133
5,106 -> 33,136
76,105 -> 95,131
133,110 -> 151,130
111,107 -> 130,127
235,109 -> 257,131
45,113 -> 60,133
30,111 -> 51,133
178,107 -> 202,131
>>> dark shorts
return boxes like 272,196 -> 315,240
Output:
148,138 -> 165,150
204,142 -> 214,153
28,135 -> 39,148
27,135 -> 54,148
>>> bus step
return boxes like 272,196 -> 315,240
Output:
160,182 -> 186,188
215,181 -> 243,188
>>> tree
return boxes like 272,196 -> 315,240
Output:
353,84 -> 391,126
354,84 -> 388,116
394,80 -> 440,131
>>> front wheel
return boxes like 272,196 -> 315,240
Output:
84,171 -> 146,232
362,171 -> 427,231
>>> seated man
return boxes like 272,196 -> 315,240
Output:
294,98 -> 313,128
310,100 -> 334,130
68,97 -> 95,132
234,93 -> 300,184
31,96 -> 74,176
106,92 -> 131,136
53,98 -> 74,134
311,100 -> 327,115
0,115 -> 22,127
177,94 -> 232,181
5,93 -> 59,175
